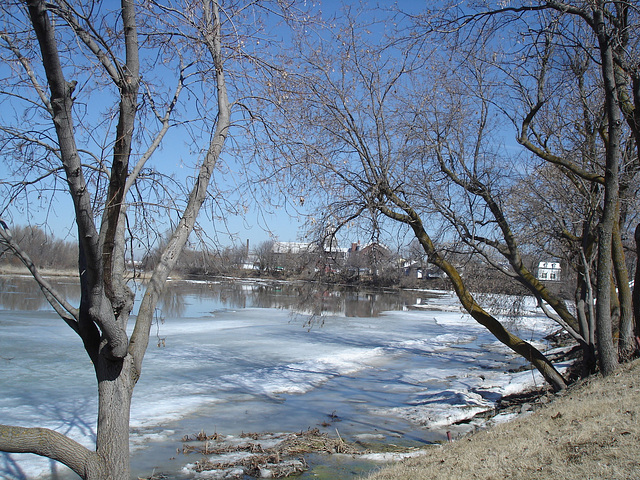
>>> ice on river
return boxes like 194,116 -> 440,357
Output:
0,278 -> 567,479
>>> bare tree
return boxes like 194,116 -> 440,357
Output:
0,1 -> 234,477
254,239 -> 276,274
258,0 -> 639,383
444,1 -> 639,373
255,6 -> 568,390
398,42 -> 601,371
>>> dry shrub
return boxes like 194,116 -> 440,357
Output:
182,428 -> 366,478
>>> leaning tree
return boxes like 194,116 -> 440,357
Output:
254,0 -> 639,387
400,4 -> 639,374
252,5 -> 569,391
433,0 -> 640,374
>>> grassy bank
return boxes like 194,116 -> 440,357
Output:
363,359 -> 640,480
0,265 -> 79,277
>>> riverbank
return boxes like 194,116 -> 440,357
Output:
362,358 -> 640,480
0,265 -> 79,277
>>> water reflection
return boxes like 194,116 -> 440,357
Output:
158,280 -> 444,318
0,276 -> 80,311
0,275 -> 445,318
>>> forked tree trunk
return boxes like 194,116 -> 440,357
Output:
0,1 -> 232,478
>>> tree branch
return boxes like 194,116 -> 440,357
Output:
27,0 -> 128,359
0,424 -> 103,479
0,33 -> 52,115
0,219 -> 79,330
124,64 -> 188,195
380,187 -> 567,391
129,0 -> 231,373
48,0 -> 123,87
99,0 -> 139,324
519,101 -> 606,185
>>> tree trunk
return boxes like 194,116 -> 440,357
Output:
0,356 -> 137,479
613,215 -> 634,359
576,244 -> 598,372
594,5 -> 621,376
94,356 -> 135,480
634,223 -> 640,343
2,2 -> 231,479
424,242 -> 567,391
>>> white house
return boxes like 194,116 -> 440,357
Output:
537,261 -> 561,281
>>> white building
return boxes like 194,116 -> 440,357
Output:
537,261 -> 561,281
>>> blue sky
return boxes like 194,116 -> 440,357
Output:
0,0 -> 477,255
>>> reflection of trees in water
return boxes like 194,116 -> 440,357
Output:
1,276 -> 446,318
159,281 -> 249,317
158,280 -> 445,318
158,284 -> 187,318
0,277 -> 80,310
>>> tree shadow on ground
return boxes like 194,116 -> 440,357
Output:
1,397 -> 96,480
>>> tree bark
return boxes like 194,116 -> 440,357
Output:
593,4 -> 621,376
634,223 -> 640,343
95,356 -> 135,480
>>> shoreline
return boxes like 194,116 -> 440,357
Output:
0,265 -> 80,277
361,358 -> 640,480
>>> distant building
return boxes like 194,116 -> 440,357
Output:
402,259 -> 444,280
126,259 -> 143,270
402,260 -> 423,279
346,242 -> 394,277
272,241 -> 318,255
537,261 -> 561,281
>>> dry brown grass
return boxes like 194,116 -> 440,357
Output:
0,265 -> 79,277
177,428 -> 366,478
363,359 -> 640,480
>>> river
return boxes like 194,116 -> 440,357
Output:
0,276 -> 562,479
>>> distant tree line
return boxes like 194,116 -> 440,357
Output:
144,236 -> 575,295
0,224 -> 590,300
0,224 -> 577,297
0,225 -> 77,270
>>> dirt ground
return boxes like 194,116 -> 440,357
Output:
362,358 -> 640,480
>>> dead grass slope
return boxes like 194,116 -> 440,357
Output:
364,359 -> 640,480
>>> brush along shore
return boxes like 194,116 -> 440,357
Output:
167,428 -> 371,479
362,358 -> 640,480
